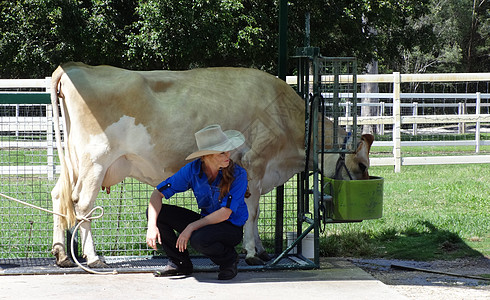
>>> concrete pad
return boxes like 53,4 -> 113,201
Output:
0,258 -> 407,300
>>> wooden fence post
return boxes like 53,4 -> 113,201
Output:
46,104 -> 55,180
412,102 -> 418,135
476,92 -> 481,153
45,77 -> 55,180
379,101 -> 385,135
393,72 -> 401,172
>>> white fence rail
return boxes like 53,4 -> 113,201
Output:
289,72 -> 490,172
1,72 -> 490,175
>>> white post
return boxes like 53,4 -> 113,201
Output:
15,104 -> 20,137
45,77 -> 55,180
379,101 -> 385,135
475,92 -> 481,153
458,103 -> 463,134
345,100 -> 351,133
393,72 -> 401,173
412,102 -> 418,136
46,104 -> 54,180
461,103 -> 466,134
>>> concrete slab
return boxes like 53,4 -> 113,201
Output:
0,258 -> 407,300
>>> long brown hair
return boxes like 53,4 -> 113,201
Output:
219,159 -> 251,200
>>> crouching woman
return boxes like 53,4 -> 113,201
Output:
146,124 -> 249,280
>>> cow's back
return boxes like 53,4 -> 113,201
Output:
57,63 -> 306,191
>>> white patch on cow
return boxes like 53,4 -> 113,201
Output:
87,116 -> 155,162
107,115 -> 154,155
85,133 -> 110,161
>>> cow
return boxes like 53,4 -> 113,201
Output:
50,62 -> 374,268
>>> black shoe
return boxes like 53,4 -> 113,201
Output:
218,260 -> 238,280
154,261 -> 193,277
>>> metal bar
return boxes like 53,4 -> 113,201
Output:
311,56 -> 320,267
332,61 -> 340,149
274,0 -> 288,256
269,223 -> 315,266
0,93 -> 50,104
277,0 -> 288,81
274,186 -> 284,254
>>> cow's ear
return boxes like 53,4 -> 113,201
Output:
361,134 -> 374,150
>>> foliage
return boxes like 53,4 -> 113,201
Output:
400,0 -> 489,73
125,0 -> 273,70
0,0 -> 488,78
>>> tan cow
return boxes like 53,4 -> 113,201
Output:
50,62 -> 373,268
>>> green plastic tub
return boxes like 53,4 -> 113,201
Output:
323,176 -> 384,221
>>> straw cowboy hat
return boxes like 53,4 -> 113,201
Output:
185,124 -> 245,160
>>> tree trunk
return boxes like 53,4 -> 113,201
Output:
361,60 -> 379,134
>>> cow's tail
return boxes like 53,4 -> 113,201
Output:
51,66 -> 76,229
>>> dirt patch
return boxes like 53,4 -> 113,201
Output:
350,256 -> 490,299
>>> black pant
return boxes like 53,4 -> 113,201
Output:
153,204 -> 243,268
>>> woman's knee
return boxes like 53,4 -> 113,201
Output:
189,230 -> 208,251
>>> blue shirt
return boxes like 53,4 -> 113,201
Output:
156,159 -> 249,226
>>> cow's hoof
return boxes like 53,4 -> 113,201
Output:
245,256 -> 265,266
257,251 -> 272,262
56,257 -> 76,268
88,260 -> 109,268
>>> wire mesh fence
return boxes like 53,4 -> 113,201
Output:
2,73 -> 489,260
0,103 -> 298,259
0,104 -> 55,258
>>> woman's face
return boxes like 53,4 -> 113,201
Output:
204,151 -> 231,170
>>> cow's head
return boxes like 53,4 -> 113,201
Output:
344,134 -> 374,179
321,133 -> 374,180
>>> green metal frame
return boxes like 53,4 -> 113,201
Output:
0,93 -> 50,104
272,47 -> 359,268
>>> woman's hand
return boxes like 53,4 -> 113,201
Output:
174,208 -> 232,252
146,225 -> 161,250
147,189 -> 164,250
176,225 -> 194,252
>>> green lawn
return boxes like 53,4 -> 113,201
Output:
0,148 -> 489,261
320,164 -> 490,260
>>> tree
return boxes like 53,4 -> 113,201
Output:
0,0 -> 487,78
0,0 -> 85,78
396,0 -> 489,73
125,0 -> 276,70
0,0 -> 140,78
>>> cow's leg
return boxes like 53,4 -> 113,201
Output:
253,212 -> 271,262
51,181 -> 75,267
77,217 -> 106,268
243,192 -> 266,265
72,163 -> 108,268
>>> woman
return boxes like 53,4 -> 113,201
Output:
146,124 -> 249,280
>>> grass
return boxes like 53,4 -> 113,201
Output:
372,145 -> 490,157
375,132 -> 490,142
319,164 -> 490,260
1,147 -> 489,261
371,132 -> 490,157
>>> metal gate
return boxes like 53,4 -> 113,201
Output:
277,47 -> 361,268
